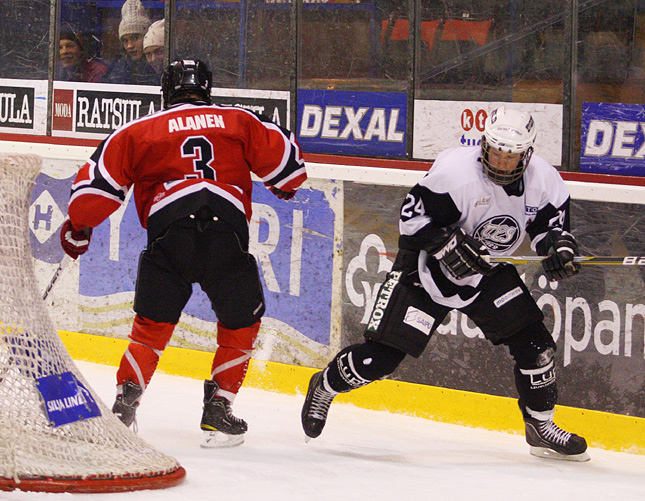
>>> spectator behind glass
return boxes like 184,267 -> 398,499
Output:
105,0 -> 159,85
143,19 -> 164,76
58,30 -> 108,83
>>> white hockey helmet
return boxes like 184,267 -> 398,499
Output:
481,106 -> 537,185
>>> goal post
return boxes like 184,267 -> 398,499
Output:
0,154 -> 186,493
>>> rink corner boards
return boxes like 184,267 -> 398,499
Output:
59,329 -> 645,456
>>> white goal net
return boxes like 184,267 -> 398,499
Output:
0,154 -> 185,493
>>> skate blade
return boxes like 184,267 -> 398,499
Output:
529,446 -> 591,462
200,430 -> 244,449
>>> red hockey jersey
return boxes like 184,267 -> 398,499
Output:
68,103 -> 306,238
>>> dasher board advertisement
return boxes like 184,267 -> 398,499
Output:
581,101 -> 645,177
0,78 -> 47,135
30,164 -> 340,369
297,89 -> 407,157
51,82 -> 289,140
413,100 -> 563,166
341,182 -> 645,418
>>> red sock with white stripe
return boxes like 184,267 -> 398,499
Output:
116,341 -> 161,389
210,321 -> 260,402
116,314 -> 176,389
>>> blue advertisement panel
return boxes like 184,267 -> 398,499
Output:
73,182 -> 336,348
580,102 -> 645,176
30,166 -> 339,367
297,89 -> 406,157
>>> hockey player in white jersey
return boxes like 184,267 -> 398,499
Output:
302,106 -> 590,461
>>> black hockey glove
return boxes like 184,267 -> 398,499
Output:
427,228 -> 493,280
541,229 -> 580,282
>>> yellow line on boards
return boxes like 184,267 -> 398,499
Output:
58,330 -> 645,455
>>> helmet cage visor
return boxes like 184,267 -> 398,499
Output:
481,136 -> 533,185
480,108 -> 537,186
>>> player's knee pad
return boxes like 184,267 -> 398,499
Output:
325,341 -> 406,393
129,314 -> 176,352
217,320 -> 260,351
503,321 -> 558,413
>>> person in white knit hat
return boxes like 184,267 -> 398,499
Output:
143,19 -> 164,76
105,0 -> 159,85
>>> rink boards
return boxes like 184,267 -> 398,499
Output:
1,138 -> 644,455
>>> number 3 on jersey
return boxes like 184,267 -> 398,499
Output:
181,136 -> 216,180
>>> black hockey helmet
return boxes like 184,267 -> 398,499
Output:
161,59 -> 212,109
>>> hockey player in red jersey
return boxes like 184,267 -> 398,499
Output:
61,59 -> 307,447
301,106 -> 590,461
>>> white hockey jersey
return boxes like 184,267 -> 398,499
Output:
399,146 -> 572,309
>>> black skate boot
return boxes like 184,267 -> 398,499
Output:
524,416 -> 590,462
200,380 -> 247,448
301,371 -> 337,441
112,381 -> 143,429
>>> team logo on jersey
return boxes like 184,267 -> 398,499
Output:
473,215 -> 521,252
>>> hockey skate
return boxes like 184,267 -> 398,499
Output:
524,416 -> 590,462
200,380 -> 247,448
112,381 -> 143,429
301,371 -> 336,441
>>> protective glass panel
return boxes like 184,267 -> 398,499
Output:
378,1 -> 413,88
0,0 -> 50,80
245,1 -> 293,90
57,0 -> 164,85
417,1 -> 566,104
173,0 -> 293,90
300,0 -> 404,91
576,0 -> 643,175
577,1 -> 640,104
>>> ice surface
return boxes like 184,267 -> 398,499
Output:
2,361 -> 644,501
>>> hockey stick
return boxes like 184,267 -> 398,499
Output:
485,256 -> 645,266
42,254 -> 71,301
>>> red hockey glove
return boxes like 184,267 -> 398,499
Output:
269,186 -> 297,200
60,220 -> 93,259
